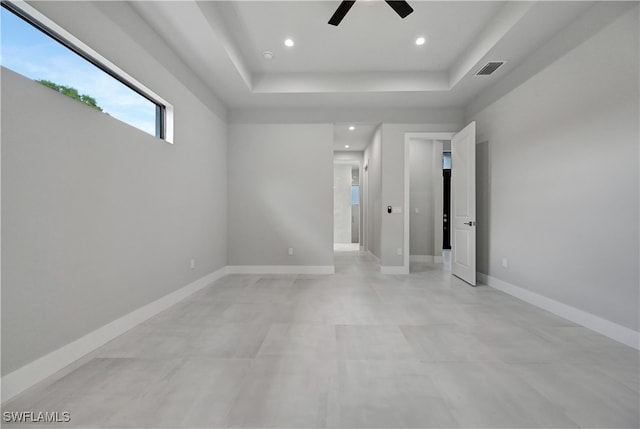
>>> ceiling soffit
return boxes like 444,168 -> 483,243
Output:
198,1 -> 531,94
129,1 -> 605,108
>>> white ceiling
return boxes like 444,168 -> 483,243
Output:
129,0 -> 599,149
334,122 -> 379,152
216,1 -> 503,74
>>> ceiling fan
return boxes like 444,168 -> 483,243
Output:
328,1 -> 414,26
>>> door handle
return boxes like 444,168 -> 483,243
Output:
464,221 -> 476,226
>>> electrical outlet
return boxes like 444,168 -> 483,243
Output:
502,257 -> 508,268
190,259 -> 196,269
288,247 -> 294,256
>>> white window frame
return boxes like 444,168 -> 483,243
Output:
4,0 -> 174,143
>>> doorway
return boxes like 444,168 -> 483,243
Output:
442,150 -> 452,271
403,124 -> 477,283
334,161 -> 361,251
403,132 -> 456,273
406,138 -> 452,272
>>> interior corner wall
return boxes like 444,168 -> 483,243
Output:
470,6 -> 639,331
364,126 -> 382,258
227,124 -> 334,266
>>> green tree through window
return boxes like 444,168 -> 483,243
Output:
36,79 -> 102,111
1,4 -> 164,138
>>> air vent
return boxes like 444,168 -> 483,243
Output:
475,61 -> 505,76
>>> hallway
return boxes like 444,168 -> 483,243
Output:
4,252 -> 639,428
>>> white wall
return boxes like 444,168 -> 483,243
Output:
227,124 -> 334,266
334,164 -> 352,244
470,7 -> 639,331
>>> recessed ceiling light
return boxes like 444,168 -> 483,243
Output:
263,51 -> 274,60
349,126 -> 355,131
284,38 -> 294,47
415,36 -> 426,46
345,145 -> 350,148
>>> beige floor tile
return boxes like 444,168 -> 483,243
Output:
4,252 -> 638,429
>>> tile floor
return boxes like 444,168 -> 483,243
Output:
3,251 -> 639,428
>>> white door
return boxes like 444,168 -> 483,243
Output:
451,122 -> 476,285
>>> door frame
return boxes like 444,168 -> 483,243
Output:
403,132 -> 456,274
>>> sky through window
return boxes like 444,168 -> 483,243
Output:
1,6 -> 157,136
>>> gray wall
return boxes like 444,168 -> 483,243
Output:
470,7 -> 639,330
364,127 -> 382,258
227,124 -> 334,266
2,68 -> 227,373
476,141 -> 491,277
433,141 -> 444,257
2,1 -> 227,377
409,140 -> 435,256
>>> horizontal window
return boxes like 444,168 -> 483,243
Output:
1,1 -> 173,142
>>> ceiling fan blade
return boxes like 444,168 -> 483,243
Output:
384,0 -> 414,19
328,0 -> 356,26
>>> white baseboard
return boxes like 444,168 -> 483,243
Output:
409,255 -> 444,263
381,266 -> 410,275
1,267 -> 228,404
410,255 -> 433,263
366,251 -> 380,262
226,265 -> 335,275
477,272 -> 640,350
